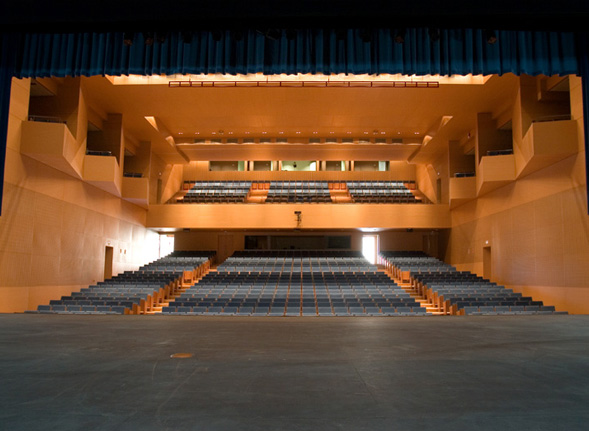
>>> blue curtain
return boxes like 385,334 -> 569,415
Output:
0,34 -> 19,215
16,29 -> 579,78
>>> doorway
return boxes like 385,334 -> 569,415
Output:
362,235 -> 379,265
159,234 -> 175,258
104,246 -> 113,280
483,246 -> 492,280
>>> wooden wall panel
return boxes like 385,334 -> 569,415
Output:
0,79 -> 161,313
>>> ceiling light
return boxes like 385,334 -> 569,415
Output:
330,131 -> 334,134
245,131 -> 250,134
156,32 -> 168,44
279,131 -> 284,134
484,29 -> 497,44
178,132 -> 183,135
414,132 -> 419,134
195,132 -> 199,134
123,32 -> 135,46
296,131 -> 301,134
393,29 -> 405,44
143,32 -> 154,46
211,132 -> 216,135
364,131 -> 369,134
381,132 -> 385,134
346,131 -> 352,134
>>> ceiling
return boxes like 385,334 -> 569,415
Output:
79,73 -> 519,164
3,1 -> 588,32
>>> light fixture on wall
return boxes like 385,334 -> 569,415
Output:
294,211 -> 302,229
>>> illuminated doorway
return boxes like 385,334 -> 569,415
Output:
362,235 -> 379,264
159,234 -> 175,258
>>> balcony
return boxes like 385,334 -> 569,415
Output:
20,120 -> 84,179
476,154 -> 516,196
516,120 -> 578,178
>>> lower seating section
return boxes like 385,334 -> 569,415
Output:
163,251 -> 427,316
265,181 -> 331,203
27,251 -> 215,315
178,181 -> 251,203
347,181 -> 421,203
380,251 -> 567,316
222,250 -> 378,273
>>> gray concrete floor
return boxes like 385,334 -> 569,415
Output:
1,315 -> 588,431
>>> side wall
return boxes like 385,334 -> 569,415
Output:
446,76 -> 589,314
0,79 -> 160,313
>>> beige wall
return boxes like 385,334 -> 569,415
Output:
0,78 -> 160,313
446,76 -> 588,314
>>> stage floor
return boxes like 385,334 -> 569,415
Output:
1,314 -> 588,430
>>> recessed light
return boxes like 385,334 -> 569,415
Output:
330,131 -> 334,134
381,132 -> 386,134
245,131 -> 250,134
178,132 -> 183,135
313,131 -> 318,134
364,131 -> 369,134
195,132 -> 199,135
414,132 -> 419,134
397,132 -> 401,134
228,132 -> 233,135
346,131 -> 352,134
262,131 -> 267,134
296,131 -> 301,134
211,132 -> 216,134
279,131 -> 284,134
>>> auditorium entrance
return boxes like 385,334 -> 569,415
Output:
362,235 -> 379,264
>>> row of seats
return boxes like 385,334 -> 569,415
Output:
347,182 -> 421,203
462,305 -> 565,315
266,181 -> 331,203
161,305 -> 428,316
179,181 -> 252,204
174,180 -> 425,204
28,251 -> 215,315
346,181 -> 413,188
218,257 -> 378,273
380,251 -> 566,316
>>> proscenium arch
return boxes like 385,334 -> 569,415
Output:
0,28 -> 588,213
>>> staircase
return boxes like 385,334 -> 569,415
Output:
380,267 -> 446,315
329,182 -> 353,203
146,267 -> 213,315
